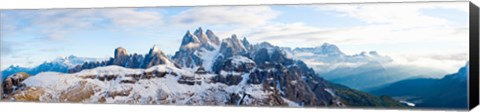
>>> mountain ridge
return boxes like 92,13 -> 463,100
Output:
67,45 -> 178,73
2,27 -> 405,108
1,55 -> 104,80
283,43 -> 451,90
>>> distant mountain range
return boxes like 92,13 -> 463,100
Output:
283,43 -> 444,90
282,41 -> 469,109
1,55 -> 104,80
67,45 -> 177,73
369,63 -> 468,109
1,27 -> 405,108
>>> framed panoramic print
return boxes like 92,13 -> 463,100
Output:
1,0 -> 479,111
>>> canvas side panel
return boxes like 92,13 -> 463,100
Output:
469,1 -> 480,110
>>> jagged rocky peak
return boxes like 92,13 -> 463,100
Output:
291,43 -> 344,56
218,34 -> 248,58
114,47 -> 128,59
113,47 -> 129,65
173,27 -> 221,68
68,45 -> 179,73
179,27 -> 221,51
206,29 -> 220,45
193,27 -> 210,45
230,35 -> 247,50
315,42 -> 344,55
144,45 -> 175,68
147,45 -> 168,59
242,37 -> 250,49
148,45 -> 164,55
181,30 -> 200,47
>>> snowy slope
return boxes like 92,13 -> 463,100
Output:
18,65 -> 272,105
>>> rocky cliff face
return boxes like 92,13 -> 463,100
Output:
112,47 -> 129,66
209,40 -> 344,106
2,72 -> 30,96
172,27 -> 221,68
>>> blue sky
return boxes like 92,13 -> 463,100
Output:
0,2 -> 469,74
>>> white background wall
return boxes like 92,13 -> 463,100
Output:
0,0 -> 478,112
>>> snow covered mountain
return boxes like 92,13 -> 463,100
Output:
284,43 -> 443,90
1,55 -> 104,80
283,43 -> 393,75
172,27 -> 221,68
2,28 -> 405,108
68,45 -> 177,73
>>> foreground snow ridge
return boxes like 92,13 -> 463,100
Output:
19,65 -> 277,105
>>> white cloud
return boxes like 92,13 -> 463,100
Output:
170,6 -> 280,28
1,3 -> 470,75
314,2 -> 468,27
237,2 -> 469,74
1,8 -> 165,68
225,2 -> 468,47
388,52 -> 469,76
2,8 -> 163,40
101,9 -> 163,29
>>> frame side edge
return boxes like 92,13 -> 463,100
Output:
469,1 -> 480,110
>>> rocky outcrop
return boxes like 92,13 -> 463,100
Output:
212,56 -> 255,74
142,45 -> 173,68
208,37 -> 344,107
68,46 -> 176,73
242,37 -> 251,50
206,29 -> 220,45
2,72 -> 30,97
113,47 -> 129,65
195,66 -> 208,74
172,31 -> 203,68
218,34 -> 247,58
248,47 -> 339,106
172,27 -> 221,68
194,28 -> 210,46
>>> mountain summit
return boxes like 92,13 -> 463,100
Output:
173,27 -> 221,68
315,43 -> 345,56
